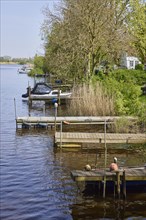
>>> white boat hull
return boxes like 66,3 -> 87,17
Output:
22,92 -> 72,101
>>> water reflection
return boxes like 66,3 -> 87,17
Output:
1,65 -> 146,220
71,196 -> 146,219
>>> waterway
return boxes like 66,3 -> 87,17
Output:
0,64 -> 146,220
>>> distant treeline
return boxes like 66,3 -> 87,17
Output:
0,56 -> 34,64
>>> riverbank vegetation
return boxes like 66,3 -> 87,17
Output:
39,0 -> 146,120
28,55 -> 46,76
0,56 -> 33,65
68,69 -> 146,119
18,0 -> 145,125
41,0 -> 145,80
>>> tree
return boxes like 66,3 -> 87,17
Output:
28,55 -> 45,76
41,0 -> 139,81
128,0 -> 146,63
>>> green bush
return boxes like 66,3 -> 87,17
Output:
93,69 -> 146,117
109,69 -> 146,85
135,64 -> 144,70
28,68 -> 44,76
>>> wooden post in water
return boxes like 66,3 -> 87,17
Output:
28,86 -> 32,107
54,102 -> 58,134
122,170 -> 126,199
14,98 -> 17,129
103,120 -> 107,198
43,104 -> 46,116
60,121 -> 62,148
116,171 -> 121,199
58,88 -> 61,105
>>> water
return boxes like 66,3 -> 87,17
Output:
0,64 -> 146,220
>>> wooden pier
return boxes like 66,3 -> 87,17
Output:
71,167 -> 146,197
55,132 -> 146,147
16,116 -> 136,129
71,167 -> 146,182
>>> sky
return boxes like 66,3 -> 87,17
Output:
1,0 -> 60,58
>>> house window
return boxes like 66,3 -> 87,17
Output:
52,91 -> 59,95
130,61 -> 134,67
135,61 -> 139,66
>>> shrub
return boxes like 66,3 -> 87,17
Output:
135,64 -> 144,70
28,68 -> 44,76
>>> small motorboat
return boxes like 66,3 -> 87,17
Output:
18,65 -> 32,74
22,82 -> 52,98
22,82 -> 72,100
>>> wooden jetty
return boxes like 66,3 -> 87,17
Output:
55,132 -> 146,147
15,116 -> 136,129
71,167 -> 146,197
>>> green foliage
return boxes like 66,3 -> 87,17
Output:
108,69 -> 146,85
28,68 -> 44,76
18,60 -> 27,65
28,55 -> 45,76
94,69 -> 146,117
0,56 -> 33,64
34,55 -> 44,69
135,64 -> 144,70
42,0 -> 134,80
128,0 -> 146,63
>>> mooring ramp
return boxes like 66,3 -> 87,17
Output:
55,132 -> 146,147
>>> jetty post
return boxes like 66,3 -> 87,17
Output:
58,87 -> 61,105
122,170 -> 126,199
103,119 -> 107,198
43,104 -> 46,116
116,171 -> 121,198
60,121 -> 62,148
28,86 -> 32,106
54,102 -> 58,134
14,98 -> 18,130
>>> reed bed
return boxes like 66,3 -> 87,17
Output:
68,82 -> 115,116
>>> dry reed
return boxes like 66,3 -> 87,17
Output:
68,82 -> 115,116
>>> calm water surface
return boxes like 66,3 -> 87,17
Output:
0,64 -> 146,220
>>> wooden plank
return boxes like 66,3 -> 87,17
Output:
71,167 -> 146,182
55,132 -> 146,146
16,116 -> 137,124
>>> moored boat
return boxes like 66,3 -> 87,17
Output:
22,82 -> 72,100
18,65 -> 32,74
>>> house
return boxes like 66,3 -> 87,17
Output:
121,54 -> 141,69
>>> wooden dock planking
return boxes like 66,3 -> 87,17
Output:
16,116 -> 137,126
71,167 -> 146,182
55,132 -> 146,146
71,167 -> 146,197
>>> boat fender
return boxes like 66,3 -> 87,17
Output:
63,121 -> 70,125
110,163 -> 118,171
85,164 -> 92,171
110,157 -> 118,171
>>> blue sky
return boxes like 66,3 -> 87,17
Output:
1,0 -> 59,58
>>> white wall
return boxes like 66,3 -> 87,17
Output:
121,55 -> 141,69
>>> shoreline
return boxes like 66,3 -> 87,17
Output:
0,62 -> 18,64
0,62 -> 33,66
